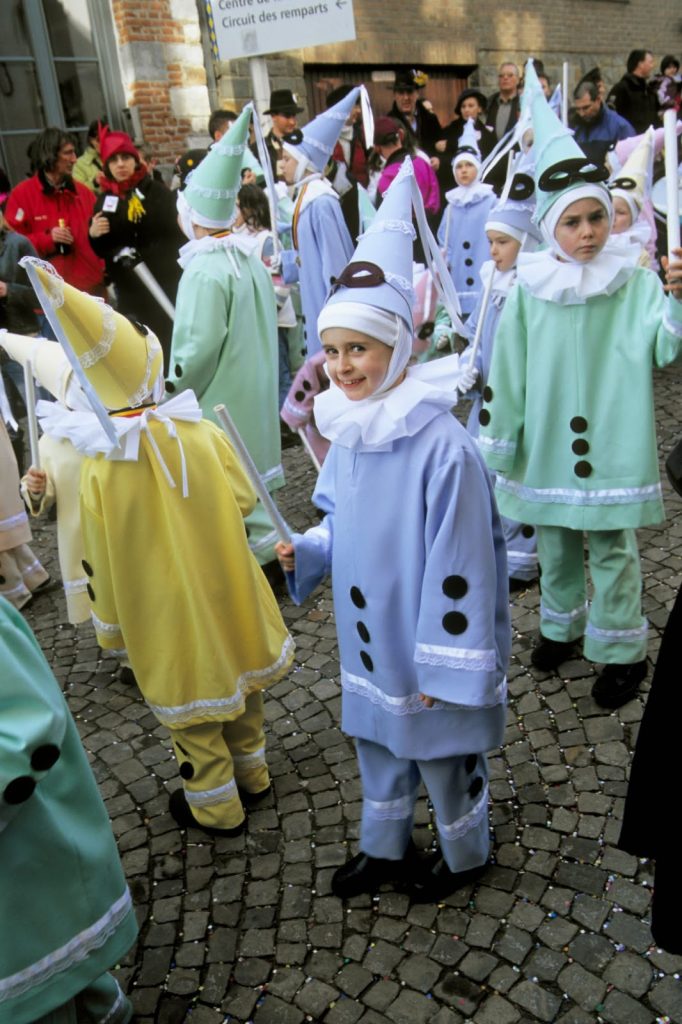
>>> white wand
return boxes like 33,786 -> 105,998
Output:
214,403 -> 292,545
23,359 -> 41,469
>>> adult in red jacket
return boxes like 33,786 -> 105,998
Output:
5,127 -> 104,295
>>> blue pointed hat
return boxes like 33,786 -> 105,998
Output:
283,85 -> 366,174
321,158 -> 415,328
530,68 -> 609,223
453,118 -> 482,169
486,147 -> 541,246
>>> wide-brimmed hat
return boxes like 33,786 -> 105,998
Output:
390,69 -> 428,92
264,89 -> 303,116
454,88 -> 487,116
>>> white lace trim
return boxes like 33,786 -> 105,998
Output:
185,778 -> 238,808
186,184 -> 239,200
303,134 -> 333,156
41,265 -> 65,309
91,610 -> 123,636
128,335 -> 163,409
437,787 -> 488,841
64,576 -> 89,593
21,558 -> 42,579
214,143 -> 245,156
0,510 -> 28,532
79,301 -> 116,370
476,435 -> 516,456
342,669 -> 507,715
541,599 -> 588,625
365,788 -> 419,821
232,745 -> 266,767
585,620 -> 649,641
361,218 -> 416,240
0,580 -> 28,599
0,889 -> 132,1003
324,110 -> 348,123
261,463 -> 284,485
148,635 -> 294,725
99,980 -> 127,1024
496,476 -> 663,507
414,642 -> 497,672
384,271 -> 415,301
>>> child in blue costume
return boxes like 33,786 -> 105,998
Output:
460,180 -> 542,587
437,119 -> 497,318
479,64 -> 682,709
276,160 -> 510,903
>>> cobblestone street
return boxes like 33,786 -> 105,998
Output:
20,362 -> 682,1024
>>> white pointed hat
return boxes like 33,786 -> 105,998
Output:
453,118 -> 482,171
609,126 -> 654,217
0,333 -> 73,406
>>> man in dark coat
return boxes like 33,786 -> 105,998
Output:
607,49 -> 659,133
571,81 -> 635,168
253,89 -> 304,182
485,62 -> 521,139
387,70 -> 443,163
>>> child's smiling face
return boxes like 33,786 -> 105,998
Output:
321,327 -> 394,401
554,197 -> 610,261
486,230 -> 521,272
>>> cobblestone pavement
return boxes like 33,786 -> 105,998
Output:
21,363 -> 682,1024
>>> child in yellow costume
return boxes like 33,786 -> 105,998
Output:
22,256 -> 295,837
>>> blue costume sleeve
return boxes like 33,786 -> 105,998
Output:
0,602 -> 68,831
286,445 -> 337,604
280,248 -> 299,284
477,283 -> 527,473
413,447 -> 510,707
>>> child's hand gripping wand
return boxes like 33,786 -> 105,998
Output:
214,403 -> 292,545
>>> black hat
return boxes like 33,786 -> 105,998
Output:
174,148 -> 207,190
264,89 -> 304,116
391,69 -> 427,92
326,84 -> 355,109
454,88 -> 487,115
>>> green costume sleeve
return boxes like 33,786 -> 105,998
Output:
0,601 -> 68,831
169,268 -> 232,400
478,284 -> 528,474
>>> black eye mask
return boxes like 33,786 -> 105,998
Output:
538,157 -> 609,192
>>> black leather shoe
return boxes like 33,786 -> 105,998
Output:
331,843 -> 418,900
119,666 -> 137,687
237,783 -> 272,808
408,854 -> 488,904
169,788 -> 246,837
531,635 -> 578,671
591,660 -> 647,709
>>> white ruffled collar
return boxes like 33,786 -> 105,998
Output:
516,240 -> 640,305
313,354 -> 461,452
479,260 -> 516,306
445,182 -> 494,208
37,390 -> 203,496
177,231 -> 260,270
608,219 -> 652,252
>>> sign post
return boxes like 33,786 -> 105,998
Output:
205,0 -> 356,62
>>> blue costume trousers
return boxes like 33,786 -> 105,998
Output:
356,738 -> 490,871
537,526 -> 648,664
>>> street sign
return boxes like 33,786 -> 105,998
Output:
205,0 -> 356,61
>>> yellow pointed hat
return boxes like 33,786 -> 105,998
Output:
19,258 -> 163,411
0,333 -> 73,406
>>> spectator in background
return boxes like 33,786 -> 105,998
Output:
577,67 -> 607,103
652,56 -> 681,114
0,175 -> 39,337
253,89 -> 304,182
327,84 -> 369,187
374,116 -> 440,258
608,49 -> 659,133
73,118 -> 105,193
387,69 -> 443,166
486,62 -> 521,139
208,108 -> 238,142
5,127 -> 104,300
437,89 -> 496,195
571,80 -> 635,168
88,126 -> 184,369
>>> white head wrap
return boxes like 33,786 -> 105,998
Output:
540,184 -> 613,262
317,301 -> 413,399
177,190 -> 236,241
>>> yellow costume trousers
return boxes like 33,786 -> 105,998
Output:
169,692 -> 269,829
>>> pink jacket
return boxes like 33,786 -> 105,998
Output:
378,154 -> 440,214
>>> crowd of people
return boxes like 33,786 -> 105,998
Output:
1,46 -> 682,1023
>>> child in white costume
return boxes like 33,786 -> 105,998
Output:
276,160 -> 510,903
478,64 -> 682,709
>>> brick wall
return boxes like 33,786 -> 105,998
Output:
111,0 -> 211,167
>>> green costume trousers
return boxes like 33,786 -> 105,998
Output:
537,526 -> 648,664
36,973 -> 132,1024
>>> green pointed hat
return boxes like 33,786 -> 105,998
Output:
530,75 -> 609,223
183,103 -> 252,227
